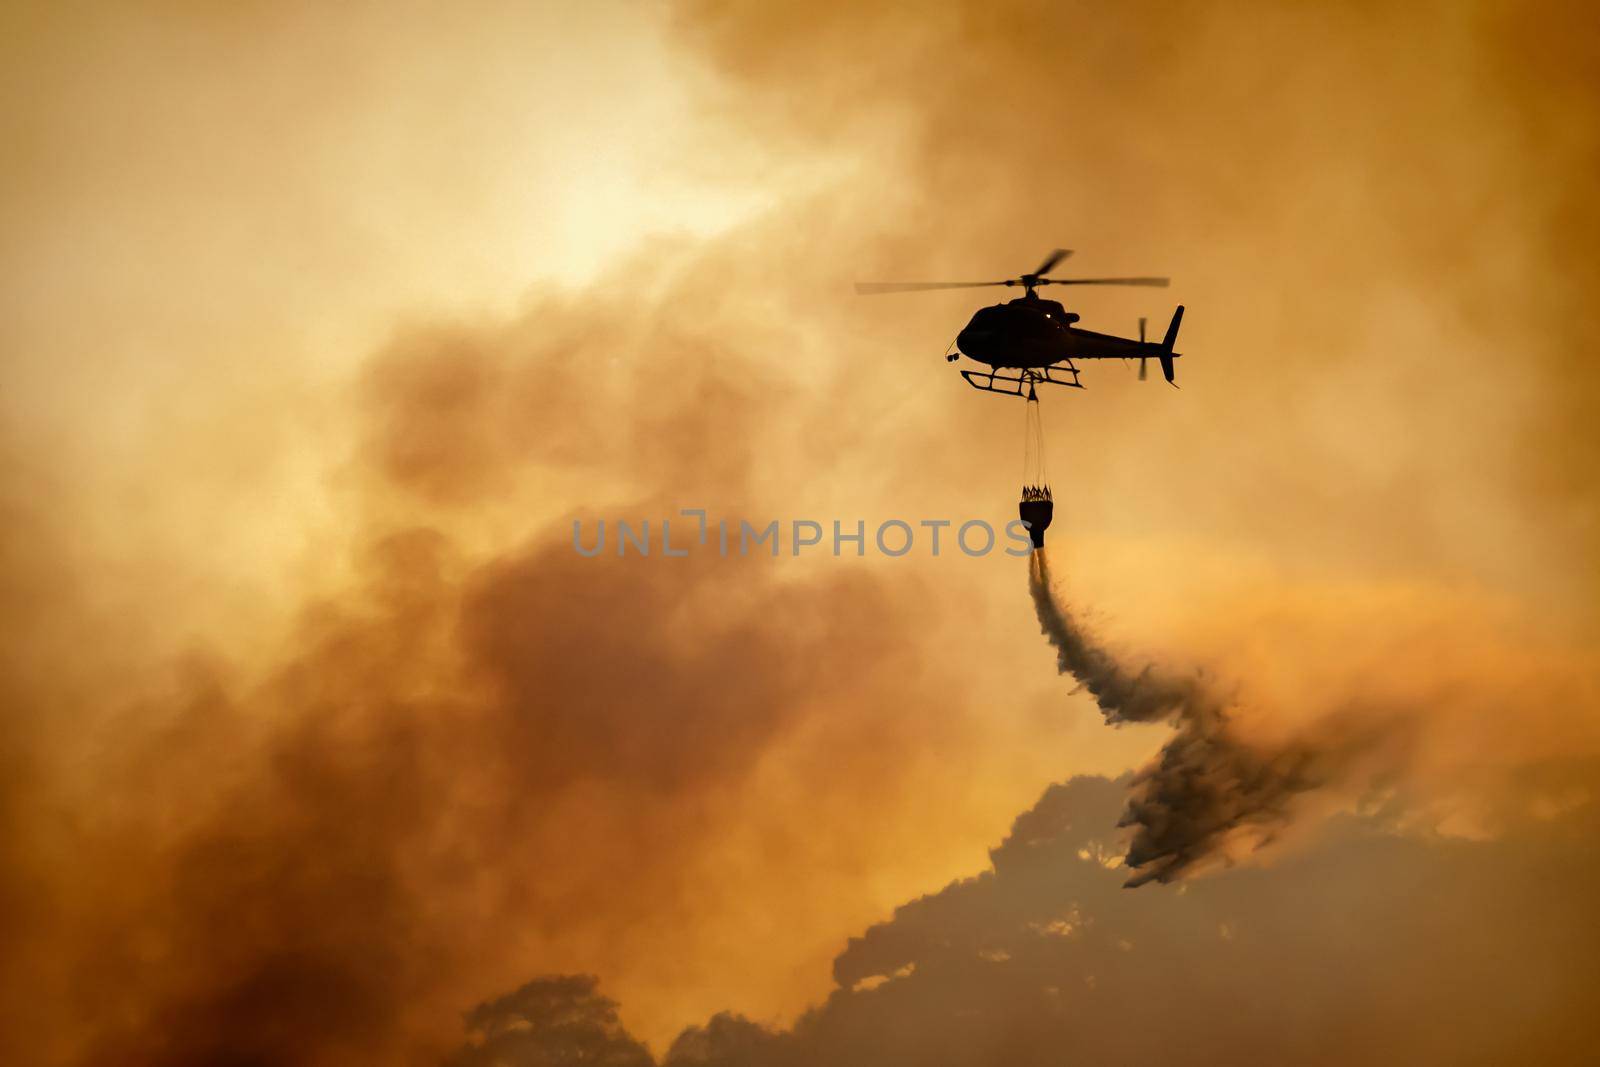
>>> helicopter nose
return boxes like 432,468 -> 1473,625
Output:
957,327 -> 992,358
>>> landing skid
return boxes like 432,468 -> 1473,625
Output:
959,362 -> 1083,398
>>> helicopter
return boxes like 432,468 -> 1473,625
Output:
856,249 -> 1185,397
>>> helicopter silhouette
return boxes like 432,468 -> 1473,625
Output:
856,249 -> 1184,397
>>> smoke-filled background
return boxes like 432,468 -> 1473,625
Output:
3,1 -> 1598,1063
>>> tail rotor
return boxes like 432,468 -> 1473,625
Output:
1137,317 -> 1148,380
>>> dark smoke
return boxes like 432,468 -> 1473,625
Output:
1027,551 -> 1348,886
0,292 -> 970,1065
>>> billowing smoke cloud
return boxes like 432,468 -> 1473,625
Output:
5,1 -> 1600,1063
1027,552 -> 1371,885
0,262 -> 984,1064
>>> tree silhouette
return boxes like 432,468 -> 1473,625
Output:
449,975 -> 654,1067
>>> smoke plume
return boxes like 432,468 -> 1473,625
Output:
5,2 -> 1600,1062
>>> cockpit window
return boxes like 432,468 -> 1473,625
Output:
972,306 -> 1004,327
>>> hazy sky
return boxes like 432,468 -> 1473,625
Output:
2,2 -> 1596,1064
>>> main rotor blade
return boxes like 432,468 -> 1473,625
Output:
1038,276 -> 1170,287
1032,248 -> 1072,276
853,280 -> 1011,295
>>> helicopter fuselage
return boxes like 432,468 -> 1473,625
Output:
956,296 -> 1157,369
855,249 -> 1182,392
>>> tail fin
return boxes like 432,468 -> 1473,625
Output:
1158,305 -> 1183,383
